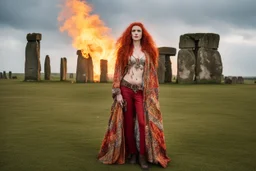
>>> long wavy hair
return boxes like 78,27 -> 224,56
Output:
115,22 -> 158,74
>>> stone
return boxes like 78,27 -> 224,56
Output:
177,49 -> 196,84
157,47 -> 176,83
180,33 -> 219,49
24,33 -> 41,81
165,56 -> 172,83
185,33 -> 205,40
44,55 -> 51,80
76,51 -> 87,83
76,50 -> 94,83
237,76 -> 244,84
26,33 -> 42,41
3,71 -> 7,79
12,76 -> 17,79
196,48 -> 223,83
86,54 -> 94,82
64,58 -> 67,79
224,77 -> 232,84
60,57 -> 67,81
157,55 -> 165,84
178,32 -> 222,84
179,32 -> 220,59
198,33 -> 220,49
158,47 -> 176,56
179,35 -> 195,49
8,71 -> 12,79
0,72 -> 2,79
100,59 -> 108,83
232,77 -> 237,84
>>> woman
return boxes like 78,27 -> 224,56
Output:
98,22 -> 170,169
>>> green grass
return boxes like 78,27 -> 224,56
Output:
0,79 -> 256,171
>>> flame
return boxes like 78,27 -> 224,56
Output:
58,0 -> 116,81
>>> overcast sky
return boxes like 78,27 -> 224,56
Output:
0,0 -> 256,76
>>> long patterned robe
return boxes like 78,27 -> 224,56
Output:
97,53 -> 171,168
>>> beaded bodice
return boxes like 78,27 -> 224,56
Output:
128,55 -> 146,70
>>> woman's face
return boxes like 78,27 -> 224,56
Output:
131,25 -> 142,41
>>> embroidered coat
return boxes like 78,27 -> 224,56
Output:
97,52 -> 171,168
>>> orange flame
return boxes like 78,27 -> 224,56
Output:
58,0 -> 116,81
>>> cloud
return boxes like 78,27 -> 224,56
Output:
0,0 -> 255,76
0,0 -> 61,31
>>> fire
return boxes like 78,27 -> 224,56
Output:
58,0 -> 116,81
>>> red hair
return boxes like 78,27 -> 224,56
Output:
115,22 -> 158,74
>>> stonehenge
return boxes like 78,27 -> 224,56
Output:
18,32 -> 254,86
177,33 -> 223,84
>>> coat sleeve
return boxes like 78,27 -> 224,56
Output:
112,62 -> 122,99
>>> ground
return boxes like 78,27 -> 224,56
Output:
0,78 -> 255,171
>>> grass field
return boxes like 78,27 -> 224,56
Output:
0,79 -> 256,171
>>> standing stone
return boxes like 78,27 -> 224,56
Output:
237,76 -> 244,84
164,55 -> 172,83
177,49 -> 196,84
157,55 -> 165,84
76,50 -> 87,83
86,54 -> 94,82
196,48 -> 223,83
224,76 -> 232,84
64,58 -> 67,80
0,72 -> 2,79
158,47 -> 176,83
44,55 -> 51,80
76,50 -> 94,83
100,59 -> 108,83
8,71 -> 12,79
3,71 -> 7,79
165,56 -> 172,83
60,57 -> 67,81
24,33 -> 42,81
232,77 -> 237,84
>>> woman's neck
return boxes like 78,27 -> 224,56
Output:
133,40 -> 141,49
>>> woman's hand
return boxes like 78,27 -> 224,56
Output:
116,94 -> 124,108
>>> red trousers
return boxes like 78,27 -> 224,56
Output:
120,86 -> 146,155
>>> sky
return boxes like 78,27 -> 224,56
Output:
0,0 -> 256,76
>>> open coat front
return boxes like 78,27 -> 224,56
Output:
97,53 -> 171,168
